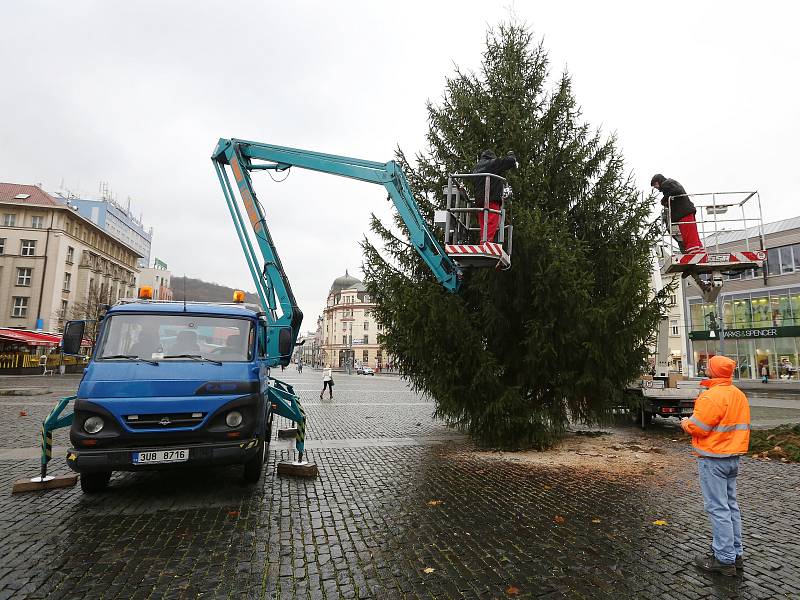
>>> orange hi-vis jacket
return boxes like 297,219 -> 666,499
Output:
682,377 -> 751,458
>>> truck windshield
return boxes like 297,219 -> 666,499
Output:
96,314 -> 254,362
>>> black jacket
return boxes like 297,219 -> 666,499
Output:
659,178 -> 696,222
472,151 -> 517,207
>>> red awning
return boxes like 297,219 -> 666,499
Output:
0,329 -> 92,347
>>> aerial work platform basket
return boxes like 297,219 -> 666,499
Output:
436,173 -> 513,270
659,190 -> 767,302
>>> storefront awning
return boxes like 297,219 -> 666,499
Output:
0,328 -> 92,347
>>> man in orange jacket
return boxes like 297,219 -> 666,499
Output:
681,355 -> 750,577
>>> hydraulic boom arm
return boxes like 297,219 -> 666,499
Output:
212,138 -> 462,365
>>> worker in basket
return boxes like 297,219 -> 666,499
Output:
472,150 -> 517,243
651,173 -> 704,254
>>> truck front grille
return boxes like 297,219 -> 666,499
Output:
125,412 -> 205,429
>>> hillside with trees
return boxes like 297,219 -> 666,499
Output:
170,276 -> 260,305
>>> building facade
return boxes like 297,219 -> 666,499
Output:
58,195 -> 153,268
684,216 -> 800,380
0,183 -> 142,333
136,260 -> 173,300
320,271 -> 384,369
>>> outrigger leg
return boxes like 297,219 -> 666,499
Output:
267,378 -> 318,478
11,396 -> 78,493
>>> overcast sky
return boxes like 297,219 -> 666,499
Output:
2,1 -> 797,327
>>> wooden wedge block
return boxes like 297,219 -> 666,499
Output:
12,474 -> 78,494
277,428 -> 299,439
276,461 -> 318,478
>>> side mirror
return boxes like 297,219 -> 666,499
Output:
62,320 -> 86,355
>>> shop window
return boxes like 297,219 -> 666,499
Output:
793,293 -> 800,326
751,296 -> 771,328
773,294 -> 792,327
732,298 -> 752,329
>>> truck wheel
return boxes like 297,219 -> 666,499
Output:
80,471 -> 111,494
243,440 -> 265,483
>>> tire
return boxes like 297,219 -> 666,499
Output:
80,471 -> 111,494
243,440 -> 266,483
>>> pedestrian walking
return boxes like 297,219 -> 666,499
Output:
651,174 -> 704,254
320,366 -> 334,400
760,364 -> 769,384
681,355 -> 751,577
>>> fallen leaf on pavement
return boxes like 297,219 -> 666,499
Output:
554,515 -> 565,524
423,567 -> 434,574
591,518 -> 601,523
427,500 -> 444,506
506,585 -> 520,595
652,519 -> 668,526
227,510 -> 240,517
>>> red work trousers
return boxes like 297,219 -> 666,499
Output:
477,200 -> 502,242
677,213 -> 703,253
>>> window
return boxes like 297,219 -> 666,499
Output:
363,335 -> 369,344
363,350 -> 369,363
31,215 -> 44,229
60,300 -> 68,319
670,320 -> 679,336
16,267 -> 32,286
66,246 -> 74,263
11,297 -> 28,318
779,246 -> 795,274
0,238 -> 4,254
342,335 -> 347,345
63,272 -> 72,291
669,294 -> 677,307
377,323 -> 383,331
20,240 -> 36,256
2,213 -> 15,226
364,321 -> 369,330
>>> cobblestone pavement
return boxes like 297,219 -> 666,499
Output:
0,371 -> 799,599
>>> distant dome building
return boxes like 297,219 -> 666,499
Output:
320,270 -> 384,370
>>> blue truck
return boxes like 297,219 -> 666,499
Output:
61,297 -> 292,492
32,138 -> 514,494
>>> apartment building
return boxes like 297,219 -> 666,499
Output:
0,183 -> 142,332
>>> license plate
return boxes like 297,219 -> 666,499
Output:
133,449 -> 188,464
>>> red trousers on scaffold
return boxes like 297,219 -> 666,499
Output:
677,213 -> 703,253
477,200 -> 502,242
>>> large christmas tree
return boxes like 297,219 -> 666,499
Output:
362,23 -> 666,449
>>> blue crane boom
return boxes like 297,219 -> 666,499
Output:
211,138 -> 462,366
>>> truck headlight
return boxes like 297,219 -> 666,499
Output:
83,416 -> 104,434
225,411 -> 243,428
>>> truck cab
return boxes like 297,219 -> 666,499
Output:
65,297 -> 274,493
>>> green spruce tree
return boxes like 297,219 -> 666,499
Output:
362,22 -> 667,449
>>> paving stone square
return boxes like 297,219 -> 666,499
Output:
1,371 -> 799,599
